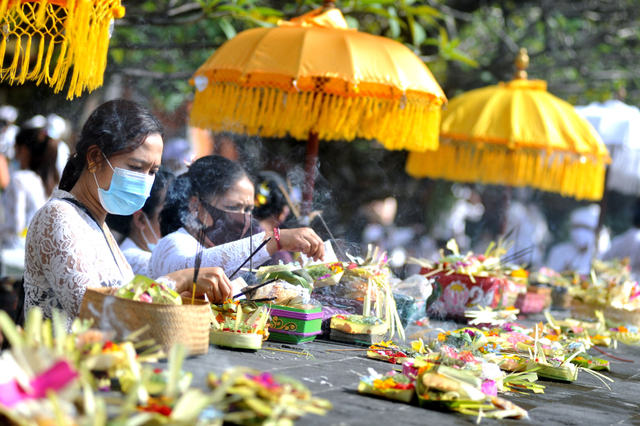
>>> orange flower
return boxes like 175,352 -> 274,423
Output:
618,326 -> 629,333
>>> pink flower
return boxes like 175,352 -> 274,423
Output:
139,293 -> 153,303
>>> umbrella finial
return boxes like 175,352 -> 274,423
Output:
514,48 -> 529,80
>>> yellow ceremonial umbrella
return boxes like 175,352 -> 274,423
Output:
406,49 -> 609,202
0,0 -> 125,99
190,1 -> 446,216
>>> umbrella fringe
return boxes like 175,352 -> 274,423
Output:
406,141 -> 607,201
190,82 -> 441,152
0,0 -> 125,100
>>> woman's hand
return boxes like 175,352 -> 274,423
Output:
265,228 -> 325,261
166,267 -> 233,303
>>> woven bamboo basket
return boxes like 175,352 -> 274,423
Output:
570,299 -> 640,326
79,287 -> 210,356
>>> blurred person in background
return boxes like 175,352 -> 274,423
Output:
545,204 -> 605,274
253,170 -> 295,265
431,184 -> 484,251
504,188 -> 550,268
162,137 -> 192,175
0,105 -> 19,162
603,199 -> 640,280
46,114 -> 70,179
0,106 -> 19,191
0,119 -> 58,249
106,169 -> 174,276
151,155 -> 324,278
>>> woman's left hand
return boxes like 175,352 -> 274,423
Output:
265,228 -> 325,261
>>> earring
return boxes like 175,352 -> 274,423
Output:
88,163 -> 97,173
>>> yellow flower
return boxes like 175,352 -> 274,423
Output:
411,339 -> 426,354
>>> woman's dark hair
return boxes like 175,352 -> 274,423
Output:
253,170 -> 290,221
15,126 -> 59,197
59,99 -> 163,191
160,155 -> 248,237
106,168 -> 175,237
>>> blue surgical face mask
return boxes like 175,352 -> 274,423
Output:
140,212 -> 159,251
93,154 -> 155,216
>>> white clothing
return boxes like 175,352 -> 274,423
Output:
120,237 -> 152,277
0,170 -> 47,249
56,141 -> 70,179
24,189 -> 135,329
505,201 -> 550,267
0,123 -> 18,158
603,228 -> 640,280
150,227 -> 270,278
545,241 -> 596,275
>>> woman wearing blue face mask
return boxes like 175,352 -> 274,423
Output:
23,100 -> 232,328
106,169 -> 174,276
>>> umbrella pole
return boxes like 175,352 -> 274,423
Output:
301,131 -> 320,225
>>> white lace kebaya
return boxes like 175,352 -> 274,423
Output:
149,227 -> 271,278
24,189 -> 173,329
120,237 -> 152,277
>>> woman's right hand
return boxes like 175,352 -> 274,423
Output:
265,228 -> 325,261
168,267 -> 233,303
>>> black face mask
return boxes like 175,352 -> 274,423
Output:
199,201 -> 251,246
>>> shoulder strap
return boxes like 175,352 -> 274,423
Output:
59,197 -> 124,278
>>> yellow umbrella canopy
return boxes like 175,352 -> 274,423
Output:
0,0 -> 125,99
406,50 -> 609,201
189,6 -> 446,152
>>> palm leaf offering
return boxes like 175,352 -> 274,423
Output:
208,300 -> 271,350
206,367 -> 332,425
115,275 -> 182,305
0,309 -> 331,425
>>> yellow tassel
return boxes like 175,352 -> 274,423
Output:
35,0 -> 47,28
0,0 -> 10,21
0,0 -> 123,99
190,82 -> 441,152
405,141 -> 606,201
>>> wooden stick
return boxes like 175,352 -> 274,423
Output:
264,347 -> 309,356
325,348 -> 396,352
592,346 -> 634,362
233,278 -> 278,299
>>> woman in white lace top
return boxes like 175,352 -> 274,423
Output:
0,124 -> 57,249
150,155 -> 324,278
24,100 -> 232,327
106,169 -> 174,276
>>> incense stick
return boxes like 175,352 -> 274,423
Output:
249,211 -> 254,273
318,213 -> 347,260
233,278 -> 278,299
192,225 -> 206,304
228,238 -> 272,280
244,297 -> 277,303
